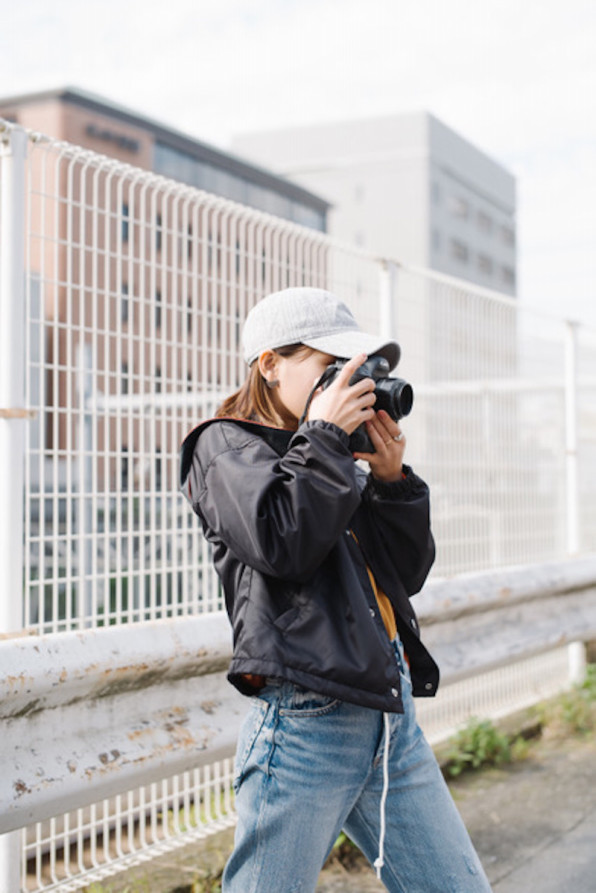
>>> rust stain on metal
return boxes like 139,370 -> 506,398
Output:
14,779 -> 30,797
128,727 -> 153,741
4,673 -> 33,689
499,587 -> 513,600
59,669 -> 68,682
101,663 -> 150,679
200,700 -> 219,715
98,749 -> 122,765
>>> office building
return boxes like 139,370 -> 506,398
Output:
233,112 -> 516,295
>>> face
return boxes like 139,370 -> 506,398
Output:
259,347 -> 335,423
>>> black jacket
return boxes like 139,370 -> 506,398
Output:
180,417 -> 439,714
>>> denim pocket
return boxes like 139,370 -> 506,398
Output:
279,686 -> 341,717
233,699 -> 269,789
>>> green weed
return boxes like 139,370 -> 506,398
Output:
445,718 -> 512,777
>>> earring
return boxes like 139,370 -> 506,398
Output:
265,379 -> 280,389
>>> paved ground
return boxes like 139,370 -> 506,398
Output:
455,730 -> 596,893
104,724 -> 596,892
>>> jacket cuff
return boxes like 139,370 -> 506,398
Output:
297,420 -> 351,448
365,464 -> 427,499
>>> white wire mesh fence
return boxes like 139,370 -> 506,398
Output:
10,125 -> 594,635
2,120 -> 596,891
22,759 -> 236,893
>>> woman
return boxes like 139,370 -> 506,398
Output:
180,287 -> 491,892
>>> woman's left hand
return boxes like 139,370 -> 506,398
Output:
352,410 -> 405,482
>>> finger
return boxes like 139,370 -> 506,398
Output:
357,389 -> 377,408
335,353 -> 368,385
365,416 -> 389,447
377,410 -> 404,440
350,376 -> 376,396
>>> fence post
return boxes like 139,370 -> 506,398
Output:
564,320 -> 579,555
563,321 -> 586,687
0,123 -> 28,893
379,259 -> 399,341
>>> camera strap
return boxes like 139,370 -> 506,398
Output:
297,366 -> 337,428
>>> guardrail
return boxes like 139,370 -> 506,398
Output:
3,555 -> 596,841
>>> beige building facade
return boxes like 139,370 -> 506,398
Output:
0,89 -> 330,488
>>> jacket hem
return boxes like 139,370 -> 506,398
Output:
229,660 -> 405,714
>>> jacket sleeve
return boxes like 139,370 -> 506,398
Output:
182,420 -> 362,581
360,465 -> 435,595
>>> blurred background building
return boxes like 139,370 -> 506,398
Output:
233,112 -> 517,296
0,87 -> 329,231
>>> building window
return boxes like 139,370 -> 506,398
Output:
121,446 -> 129,489
501,266 -> 516,288
501,225 -> 515,247
122,203 -> 129,243
478,254 -> 493,275
155,290 -> 162,329
121,282 -> 129,323
121,362 -> 129,395
156,213 -> 163,252
208,231 -> 221,272
154,448 -> 163,490
477,211 -> 493,234
155,368 -> 162,394
450,239 -> 469,262
449,196 -> 469,219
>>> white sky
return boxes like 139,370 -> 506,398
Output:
2,0 -> 595,327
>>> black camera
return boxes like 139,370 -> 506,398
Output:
322,355 -> 413,453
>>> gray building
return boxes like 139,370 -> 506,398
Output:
233,111 -> 517,295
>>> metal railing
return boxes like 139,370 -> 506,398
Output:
1,119 -> 596,891
3,557 -> 594,890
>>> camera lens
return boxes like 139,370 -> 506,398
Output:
376,378 -> 414,419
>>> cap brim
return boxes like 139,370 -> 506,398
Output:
303,330 -> 401,371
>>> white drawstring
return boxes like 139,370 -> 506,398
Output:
373,711 -> 392,879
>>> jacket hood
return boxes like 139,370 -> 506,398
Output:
179,417 -> 295,488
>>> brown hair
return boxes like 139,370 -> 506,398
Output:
216,344 -> 311,429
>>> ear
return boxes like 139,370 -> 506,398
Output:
258,350 -> 279,385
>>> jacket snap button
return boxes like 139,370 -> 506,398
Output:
391,688 -> 398,697
369,608 -> 375,617
410,618 -> 417,628
425,682 -> 433,690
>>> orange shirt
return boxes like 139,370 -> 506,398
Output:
350,531 -> 397,640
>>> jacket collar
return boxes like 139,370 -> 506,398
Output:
180,417 -> 294,486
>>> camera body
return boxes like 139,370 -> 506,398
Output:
323,355 -> 414,453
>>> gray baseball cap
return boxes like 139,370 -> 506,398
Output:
242,287 -> 400,370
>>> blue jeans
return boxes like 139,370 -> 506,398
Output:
223,641 -> 492,892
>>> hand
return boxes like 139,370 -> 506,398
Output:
353,410 -> 405,482
308,353 -> 376,435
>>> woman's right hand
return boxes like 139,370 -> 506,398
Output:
308,353 -> 376,435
